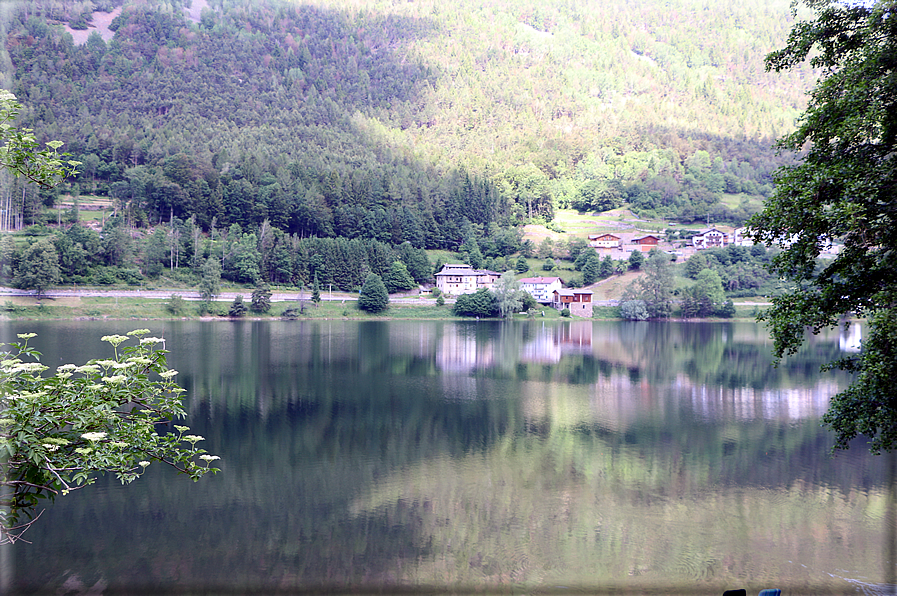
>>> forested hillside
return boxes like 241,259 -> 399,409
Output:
2,0 -> 810,252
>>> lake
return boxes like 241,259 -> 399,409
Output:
2,320 -> 894,595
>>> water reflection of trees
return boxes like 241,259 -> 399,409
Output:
8,320 -> 887,594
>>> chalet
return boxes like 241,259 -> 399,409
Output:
731,228 -> 754,247
519,276 -> 563,304
435,264 -> 500,295
588,233 -> 622,250
632,235 -> 661,252
551,288 -> 593,318
692,228 -> 729,250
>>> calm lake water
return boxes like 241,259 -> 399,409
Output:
2,320 -> 894,595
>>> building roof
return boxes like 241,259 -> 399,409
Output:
588,233 -> 621,240
519,277 -> 562,284
554,288 -> 593,296
435,264 -> 500,277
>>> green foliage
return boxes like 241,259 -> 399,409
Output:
627,250 -> 645,271
520,291 -> 539,313
251,286 -> 272,313
14,238 -> 60,295
358,273 -> 389,313
229,295 -> 247,317
311,273 -> 322,304
199,257 -> 221,304
492,271 -> 522,318
750,0 -> 897,451
383,261 -> 417,294
0,91 -> 79,188
452,288 -> 499,317
581,252 -> 601,285
622,249 -> 674,319
515,255 -> 530,274
3,0 -> 806,243
542,258 -> 555,272
460,234 -> 485,269
165,294 -> 186,316
0,331 -> 218,544
684,252 -> 707,279
435,294 -> 445,307
620,300 -> 649,321
560,307 -> 571,318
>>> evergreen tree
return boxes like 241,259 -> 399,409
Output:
358,273 -> 388,313
582,252 -> 601,285
229,295 -> 247,317
311,272 -> 321,304
251,286 -> 272,313
515,255 -> 529,273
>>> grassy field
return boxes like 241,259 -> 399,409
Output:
0,294 -> 586,321
0,290 -> 765,322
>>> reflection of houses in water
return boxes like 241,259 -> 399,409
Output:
556,322 -> 593,352
685,376 -> 837,421
520,321 -> 594,364
521,330 -> 562,363
839,321 -> 862,353
436,326 -> 494,374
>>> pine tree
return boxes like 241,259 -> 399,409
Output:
358,273 -> 388,313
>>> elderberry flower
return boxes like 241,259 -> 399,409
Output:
101,335 -> 129,347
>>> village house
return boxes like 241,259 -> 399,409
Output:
632,235 -> 661,252
588,233 -> 622,250
551,288 -> 593,318
518,276 -> 563,304
691,227 -> 730,250
434,264 -> 500,295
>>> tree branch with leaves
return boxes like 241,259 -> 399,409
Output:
0,91 -> 79,188
749,0 -> 897,453
0,330 -> 220,544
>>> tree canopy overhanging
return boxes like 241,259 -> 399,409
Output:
748,0 -> 897,453
0,331 -> 220,545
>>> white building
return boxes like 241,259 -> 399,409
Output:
434,264 -> 500,295
518,276 -> 563,304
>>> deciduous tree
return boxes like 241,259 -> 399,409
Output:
383,261 -> 416,294
14,238 -> 60,296
492,271 -> 522,318
749,0 -> 897,452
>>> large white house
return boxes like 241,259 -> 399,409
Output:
518,276 -> 563,304
434,264 -> 500,295
691,227 -> 730,249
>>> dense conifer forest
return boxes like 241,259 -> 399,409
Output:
0,0 -> 812,290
